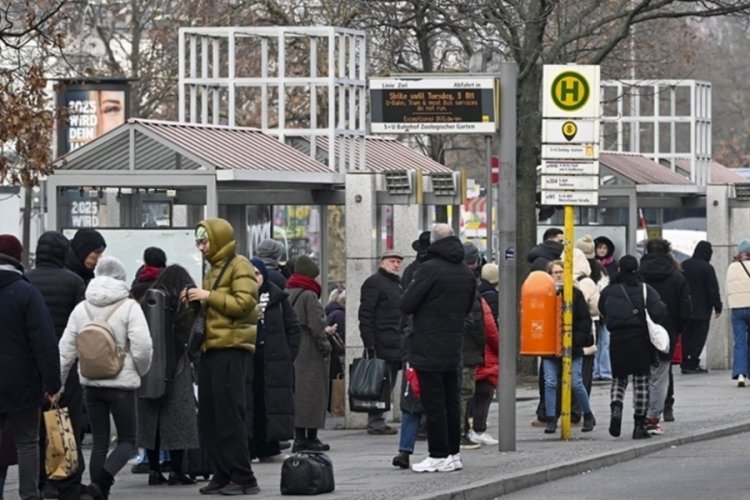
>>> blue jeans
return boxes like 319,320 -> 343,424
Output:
593,322 -> 612,380
731,308 -> 750,378
398,411 -> 421,454
543,357 -> 592,418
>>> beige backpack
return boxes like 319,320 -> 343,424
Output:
77,299 -> 129,379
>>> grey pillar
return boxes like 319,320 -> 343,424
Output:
345,172 -> 378,429
706,185 -> 731,369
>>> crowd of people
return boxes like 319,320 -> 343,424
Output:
0,217 -> 747,497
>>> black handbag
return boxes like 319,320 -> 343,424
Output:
348,355 -> 388,400
280,452 -> 335,495
186,256 -> 235,357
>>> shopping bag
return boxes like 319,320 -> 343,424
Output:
329,375 -> 345,417
43,404 -> 79,480
643,285 -> 670,354
348,356 -> 388,400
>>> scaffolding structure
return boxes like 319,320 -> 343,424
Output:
600,80 -> 711,186
178,26 -> 367,173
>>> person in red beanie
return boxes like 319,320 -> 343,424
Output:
0,235 -> 23,264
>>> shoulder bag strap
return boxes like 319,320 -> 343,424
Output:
618,284 -> 637,311
290,289 -> 304,308
211,256 -> 235,291
740,261 -> 750,280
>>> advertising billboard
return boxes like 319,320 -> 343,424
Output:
56,80 -> 131,157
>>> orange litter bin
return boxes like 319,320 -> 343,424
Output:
520,271 -> 562,356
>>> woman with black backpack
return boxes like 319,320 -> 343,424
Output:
598,255 -> 667,440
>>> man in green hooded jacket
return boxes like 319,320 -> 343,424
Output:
183,218 -> 260,495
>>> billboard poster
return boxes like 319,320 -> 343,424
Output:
56,80 -> 131,157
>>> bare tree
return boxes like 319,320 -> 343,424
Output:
0,0 -> 70,186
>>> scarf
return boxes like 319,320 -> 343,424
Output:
598,255 -> 614,267
287,273 -> 321,298
138,266 -> 164,283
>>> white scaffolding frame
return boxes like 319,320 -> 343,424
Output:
178,26 -> 367,173
601,80 -> 711,186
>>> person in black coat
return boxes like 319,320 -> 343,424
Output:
599,255 -> 667,439
479,263 -> 499,320
0,236 -> 61,500
526,228 -> 564,271
594,235 -> 619,278
255,239 -> 288,290
680,241 -> 723,373
131,247 -> 167,301
248,258 -> 301,461
639,238 -> 692,430
359,250 -> 404,435
400,224 -> 476,472
26,232 -> 86,500
64,228 -> 106,285
402,231 -> 431,288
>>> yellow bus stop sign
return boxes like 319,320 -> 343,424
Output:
551,71 -> 590,112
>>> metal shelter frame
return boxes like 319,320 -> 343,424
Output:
178,26 -> 367,174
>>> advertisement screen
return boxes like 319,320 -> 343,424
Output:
56,81 -> 130,156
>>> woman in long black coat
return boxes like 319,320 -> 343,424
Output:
599,255 -> 667,440
249,258 -> 301,461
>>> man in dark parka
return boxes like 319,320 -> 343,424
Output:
680,241 -> 723,373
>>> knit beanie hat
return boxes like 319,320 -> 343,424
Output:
94,256 -> 127,282
0,234 -> 22,262
481,263 -> 499,285
294,255 -> 319,278
738,239 -> 750,255
250,257 -> 270,294
143,247 -> 167,268
71,228 -> 106,263
256,239 -> 284,262
575,234 -> 595,259
463,243 -> 480,266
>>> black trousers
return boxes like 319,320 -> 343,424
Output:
417,369 -> 461,459
682,318 -> 711,370
199,349 -> 256,487
250,343 -> 280,459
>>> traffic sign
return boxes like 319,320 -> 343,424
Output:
542,119 -> 599,144
542,143 -> 599,160
541,175 -> 599,190
542,65 -> 601,119
540,190 -> 599,206
540,160 -> 599,175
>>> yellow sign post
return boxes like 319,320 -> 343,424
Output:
560,206 -> 575,440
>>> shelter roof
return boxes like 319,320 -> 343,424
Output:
291,136 -> 453,173
53,119 -> 334,175
599,152 -> 693,185
673,158 -> 750,184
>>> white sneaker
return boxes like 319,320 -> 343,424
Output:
468,430 -> 499,446
738,374 -> 747,387
450,453 -> 463,470
411,456 -> 455,473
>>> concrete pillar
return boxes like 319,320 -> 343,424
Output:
344,172 -> 378,428
706,185 -> 732,369
393,204 -> 425,270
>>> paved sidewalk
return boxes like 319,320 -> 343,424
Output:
4,370 -> 749,499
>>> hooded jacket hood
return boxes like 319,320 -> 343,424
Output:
594,236 -> 616,259
692,240 -> 713,262
197,218 -> 236,265
639,253 -> 676,281
85,275 -> 131,307
35,231 -> 69,268
426,236 -> 465,264
526,240 -> 563,265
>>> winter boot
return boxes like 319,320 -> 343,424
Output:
609,401 -> 623,437
582,412 -> 596,432
663,405 -> 675,422
632,414 -> 652,440
95,469 -> 115,500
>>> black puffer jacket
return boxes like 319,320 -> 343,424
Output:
526,240 -> 563,271
358,267 -> 403,362
462,289 -> 486,367
639,253 -> 692,359
681,241 -> 723,319
599,279 -> 668,376
479,279 -> 499,321
400,236 -> 476,371
0,256 -> 61,412
26,231 -> 86,339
